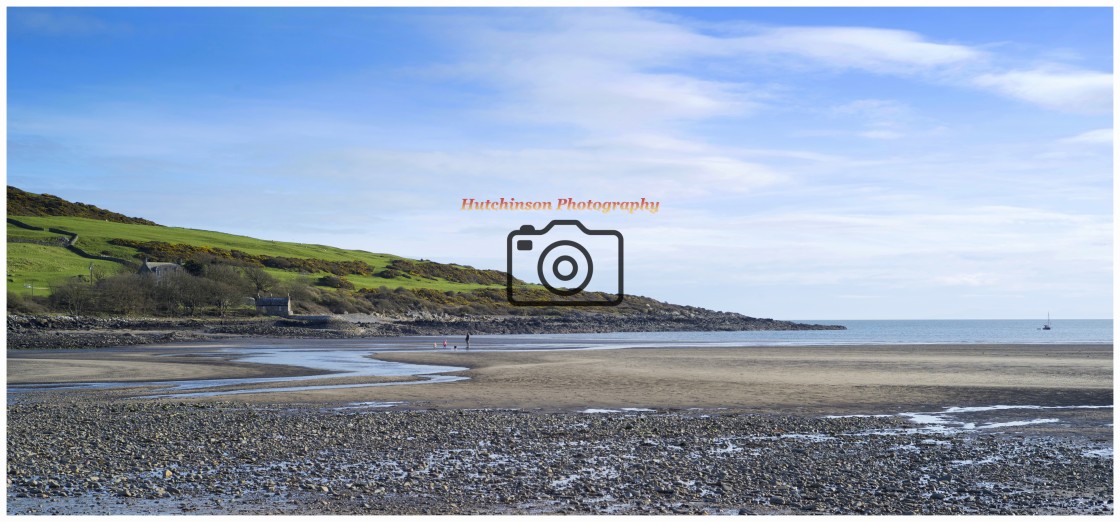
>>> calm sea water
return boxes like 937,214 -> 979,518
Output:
492,320 -> 1113,347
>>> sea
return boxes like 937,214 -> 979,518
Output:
496,319 -> 1113,348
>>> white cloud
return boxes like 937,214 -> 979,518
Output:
577,133 -> 710,153
625,203 -> 1111,290
1059,128 -> 1113,145
828,99 -> 916,140
934,273 -> 999,287
447,10 -> 762,134
445,7 -> 1112,152
859,130 -> 904,140
491,61 -> 755,131
973,67 -> 1112,113
285,145 -> 785,201
11,9 -> 128,36
454,12 -> 988,132
832,99 -> 912,119
737,26 -> 982,73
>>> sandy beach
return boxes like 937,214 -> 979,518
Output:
8,343 -> 1112,413
368,344 -> 1112,413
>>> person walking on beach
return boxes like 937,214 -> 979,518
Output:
443,339 -> 448,349
465,333 -> 470,351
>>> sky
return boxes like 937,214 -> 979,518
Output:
6,7 -> 1113,320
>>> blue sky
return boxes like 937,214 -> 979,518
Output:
7,7 -> 1113,319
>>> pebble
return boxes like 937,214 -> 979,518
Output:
5,401 -> 1112,515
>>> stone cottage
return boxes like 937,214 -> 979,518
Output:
255,296 -> 292,317
138,260 -> 183,277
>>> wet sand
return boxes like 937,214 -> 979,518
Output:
7,351 -> 321,384
363,344 -> 1112,413
8,343 -> 1112,413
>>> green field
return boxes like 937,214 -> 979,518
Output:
7,243 -> 129,296
7,226 -> 64,242
10,216 -> 404,265
6,216 -> 503,297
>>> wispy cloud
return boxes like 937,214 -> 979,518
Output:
626,203 -> 1110,295
934,273 -> 1000,287
973,67 -> 1112,114
856,130 -> 899,140
444,10 -> 762,135
1059,128 -> 1112,145
735,26 -> 983,73
446,10 -> 990,136
832,99 -> 913,120
10,9 -> 129,36
832,99 -> 913,140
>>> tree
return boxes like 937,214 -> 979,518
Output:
153,271 -> 194,315
49,279 -> 95,315
172,273 -> 210,316
183,253 -> 223,276
284,276 -> 315,302
202,264 -> 250,316
96,274 -> 154,315
242,266 -> 278,296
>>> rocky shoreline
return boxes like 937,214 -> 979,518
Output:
6,401 -> 1112,515
5,313 -> 844,350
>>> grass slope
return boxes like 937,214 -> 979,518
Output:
7,226 -> 63,242
6,216 -> 502,297
7,243 -> 126,296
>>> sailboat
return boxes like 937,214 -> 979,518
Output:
1042,312 -> 1052,331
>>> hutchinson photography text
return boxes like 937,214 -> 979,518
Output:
461,197 -> 661,214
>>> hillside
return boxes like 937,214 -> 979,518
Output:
6,187 -> 842,332
7,186 -> 159,226
6,214 -> 506,298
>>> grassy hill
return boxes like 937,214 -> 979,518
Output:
9,188 -> 668,322
6,188 -> 843,332
7,215 -> 504,298
5,208 -> 652,320
8,242 -> 125,297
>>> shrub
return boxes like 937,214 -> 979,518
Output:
7,291 -> 48,314
48,279 -> 96,315
316,275 -> 355,290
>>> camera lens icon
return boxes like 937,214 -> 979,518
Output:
536,240 -> 593,296
507,220 -> 623,306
